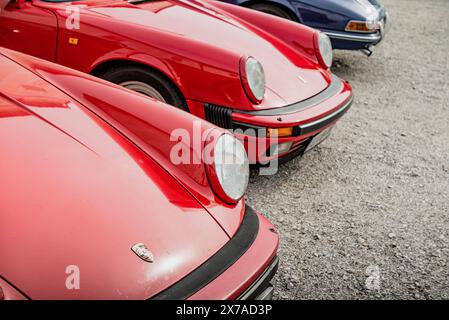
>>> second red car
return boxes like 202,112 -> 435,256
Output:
0,0 -> 353,164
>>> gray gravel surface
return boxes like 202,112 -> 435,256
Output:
246,0 -> 449,299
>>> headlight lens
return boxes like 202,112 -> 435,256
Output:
316,32 -> 333,69
241,57 -> 266,104
207,134 -> 249,203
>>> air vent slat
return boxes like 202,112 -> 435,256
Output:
204,104 -> 233,129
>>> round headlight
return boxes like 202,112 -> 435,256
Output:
315,32 -> 333,69
205,133 -> 249,203
240,57 -> 266,104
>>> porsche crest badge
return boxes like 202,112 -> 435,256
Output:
131,243 -> 154,263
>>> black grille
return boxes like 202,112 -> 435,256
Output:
204,104 -> 233,129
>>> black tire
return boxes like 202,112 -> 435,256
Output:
248,3 -> 295,21
100,65 -> 188,111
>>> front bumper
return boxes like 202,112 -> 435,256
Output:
151,205 -> 279,300
238,256 -> 279,300
325,30 -> 382,45
229,75 -> 353,164
324,6 -> 390,51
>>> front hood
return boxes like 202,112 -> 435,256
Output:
327,0 -> 380,20
352,0 -> 381,18
76,0 -> 329,109
0,53 -> 229,299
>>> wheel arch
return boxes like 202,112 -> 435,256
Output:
89,57 -> 188,103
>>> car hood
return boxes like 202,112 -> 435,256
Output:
314,0 -> 380,20
74,0 -> 329,108
0,53 -> 229,299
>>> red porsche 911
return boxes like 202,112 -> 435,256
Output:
0,48 -> 279,300
0,0 -> 353,164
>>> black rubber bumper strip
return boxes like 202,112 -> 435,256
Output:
151,205 -> 260,300
233,96 -> 352,138
234,74 -> 343,116
297,95 -> 353,135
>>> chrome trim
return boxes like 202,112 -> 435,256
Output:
325,30 -> 381,42
256,286 -> 274,300
382,11 -> 391,36
238,256 -> 279,300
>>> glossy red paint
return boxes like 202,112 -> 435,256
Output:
0,48 -> 278,299
0,0 -> 352,162
233,80 -> 352,162
189,213 -> 278,300
0,277 -> 27,300
0,0 -> 57,61
6,48 -> 245,235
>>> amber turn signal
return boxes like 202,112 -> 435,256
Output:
267,127 -> 293,138
345,20 -> 379,33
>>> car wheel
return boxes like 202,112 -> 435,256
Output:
101,65 -> 188,111
248,3 -> 295,21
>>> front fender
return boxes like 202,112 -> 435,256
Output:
290,0 -> 379,30
207,0 -> 319,65
51,8 -> 251,109
88,52 -> 190,99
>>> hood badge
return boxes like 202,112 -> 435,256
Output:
131,243 -> 154,263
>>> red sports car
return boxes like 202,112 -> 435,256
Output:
0,48 -> 279,300
0,0 -> 353,164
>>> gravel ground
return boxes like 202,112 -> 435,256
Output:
246,0 -> 449,299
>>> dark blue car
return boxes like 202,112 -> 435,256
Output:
218,0 -> 390,56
